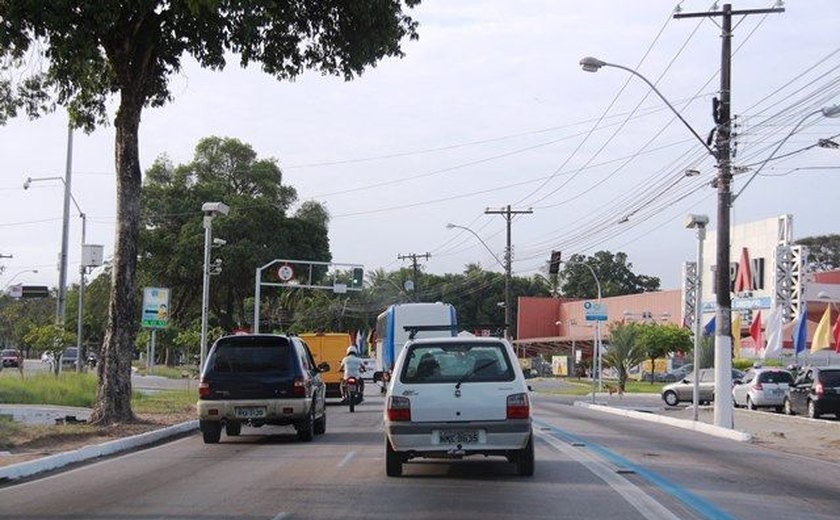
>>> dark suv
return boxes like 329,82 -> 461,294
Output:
197,334 -> 329,444
784,366 -> 840,419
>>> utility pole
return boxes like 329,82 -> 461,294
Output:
397,252 -> 431,301
485,205 -> 533,341
675,3 -> 784,428
57,123 -> 74,325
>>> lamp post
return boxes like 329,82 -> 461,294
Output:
580,55 -> 738,427
2,269 -> 39,290
563,260 -> 603,402
200,202 -> 229,371
446,223 -> 508,336
733,105 -> 840,202
24,175 -> 93,372
685,214 -> 709,421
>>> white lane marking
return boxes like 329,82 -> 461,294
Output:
537,431 -> 681,520
272,513 -> 289,520
338,451 -> 356,468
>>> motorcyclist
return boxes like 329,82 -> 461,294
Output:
339,346 -> 366,402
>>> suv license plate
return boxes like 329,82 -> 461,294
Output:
438,429 -> 480,445
235,406 -> 267,419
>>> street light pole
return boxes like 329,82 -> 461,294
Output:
685,214 -> 709,421
200,202 -> 229,371
2,269 -> 39,290
58,124 -> 74,326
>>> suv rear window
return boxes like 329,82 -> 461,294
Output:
209,336 -> 292,374
757,371 -> 794,384
400,342 -> 514,384
819,369 -> 840,387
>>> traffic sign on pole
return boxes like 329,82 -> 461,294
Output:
584,301 -> 608,321
141,287 -> 170,329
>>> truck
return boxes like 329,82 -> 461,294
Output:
374,302 -> 457,389
299,332 -> 353,399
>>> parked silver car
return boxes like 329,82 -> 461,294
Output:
732,368 -> 794,411
661,368 -> 745,406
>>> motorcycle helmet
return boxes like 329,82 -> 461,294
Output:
346,346 -> 358,355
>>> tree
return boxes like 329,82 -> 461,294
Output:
636,323 -> 692,383
601,322 -> 645,392
559,251 -> 660,299
796,234 -> 840,272
0,2 -> 420,424
23,324 -> 76,376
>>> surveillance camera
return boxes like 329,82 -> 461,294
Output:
212,258 -> 223,265
202,201 -> 229,216
212,238 -> 227,247
23,178 -> 31,190
684,214 -> 709,229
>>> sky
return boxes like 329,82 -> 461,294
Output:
1,0 -> 839,295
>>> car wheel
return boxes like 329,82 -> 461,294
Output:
516,435 -> 535,477
386,438 -> 403,477
807,400 -> 820,419
297,407 -> 315,442
200,420 -> 221,444
314,408 -> 327,435
225,421 -> 241,437
774,406 -> 784,414
663,390 -> 679,407
746,396 -> 756,411
783,398 -> 794,415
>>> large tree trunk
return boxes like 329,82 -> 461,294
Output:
89,100 -> 143,425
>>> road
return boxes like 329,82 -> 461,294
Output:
2,392 -> 839,520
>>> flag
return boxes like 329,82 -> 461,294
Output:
793,310 -> 808,355
833,313 -> 840,353
749,310 -> 763,353
732,313 -> 742,359
811,307 -> 832,352
703,316 -> 716,336
762,307 -> 783,360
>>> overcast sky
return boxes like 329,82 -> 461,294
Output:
2,0 -> 839,294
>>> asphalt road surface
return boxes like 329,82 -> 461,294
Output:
1,391 -> 838,520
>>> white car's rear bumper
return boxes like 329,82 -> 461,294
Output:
385,419 -> 531,454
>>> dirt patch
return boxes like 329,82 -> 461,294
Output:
0,411 -> 194,468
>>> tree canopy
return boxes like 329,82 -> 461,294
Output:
796,234 -> 840,272
559,251 -> 660,299
0,0 -> 421,424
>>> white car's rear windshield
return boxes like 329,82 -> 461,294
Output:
400,342 -> 514,384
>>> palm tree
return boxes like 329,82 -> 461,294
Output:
601,322 -> 645,391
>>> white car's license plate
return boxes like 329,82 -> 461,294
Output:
438,429 -> 480,444
234,406 -> 267,419
771,389 -> 784,396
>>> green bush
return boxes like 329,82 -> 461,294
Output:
732,358 -> 784,370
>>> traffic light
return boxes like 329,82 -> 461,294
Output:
351,267 -> 364,288
549,251 -> 562,275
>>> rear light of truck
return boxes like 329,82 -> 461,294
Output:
387,396 -> 411,422
507,393 -> 530,419
198,379 -> 211,398
293,377 -> 306,397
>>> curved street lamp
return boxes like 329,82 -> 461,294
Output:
2,269 -> 39,290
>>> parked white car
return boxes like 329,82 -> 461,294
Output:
383,336 -> 534,477
732,368 -> 794,411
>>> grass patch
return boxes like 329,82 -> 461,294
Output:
132,390 -> 196,415
621,380 -> 666,393
0,373 -> 97,407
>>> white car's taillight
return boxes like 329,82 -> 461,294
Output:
507,393 -> 530,419
387,395 -> 411,422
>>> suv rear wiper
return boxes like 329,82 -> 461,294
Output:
455,360 -> 496,390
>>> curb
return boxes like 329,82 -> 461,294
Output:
0,420 -> 198,482
736,407 -> 840,427
574,402 -> 752,442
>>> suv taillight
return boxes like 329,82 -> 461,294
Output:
507,393 -> 530,419
752,382 -> 763,391
198,379 -> 211,398
814,382 -> 824,396
293,377 -> 306,397
387,396 -> 411,422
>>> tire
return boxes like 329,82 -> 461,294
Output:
200,420 -> 221,444
663,390 -> 679,407
225,421 -> 241,437
297,407 -> 315,442
314,408 -> 326,435
775,406 -> 784,414
807,400 -> 820,419
746,396 -> 756,411
349,391 -> 355,413
516,435 -> 535,477
784,398 -> 794,415
386,438 -> 403,477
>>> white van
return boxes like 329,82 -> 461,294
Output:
383,336 -> 533,477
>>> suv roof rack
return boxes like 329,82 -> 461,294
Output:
404,324 -> 458,340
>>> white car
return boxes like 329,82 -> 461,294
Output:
383,336 -> 534,477
732,368 -> 794,411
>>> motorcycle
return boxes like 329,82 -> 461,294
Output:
344,376 -> 362,412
